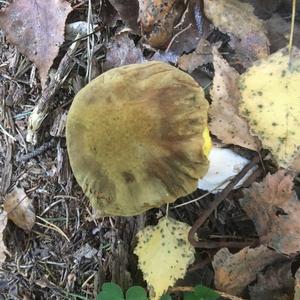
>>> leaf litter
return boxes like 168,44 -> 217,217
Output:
0,0 -> 300,299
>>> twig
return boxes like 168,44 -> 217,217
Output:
26,36 -> 81,145
288,0 -> 297,63
0,122 -> 16,141
36,215 -> 70,242
16,139 -> 56,162
188,155 -> 260,248
165,24 -> 192,53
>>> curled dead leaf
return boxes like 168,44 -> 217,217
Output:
212,246 -> 283,296
4,186 -> 35,232
240,171 -> 300,255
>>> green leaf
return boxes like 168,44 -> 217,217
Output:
160,295 -> 172,300
183,292 -> 196,300
97,282 -> 124,300
194,285 -> 219,300
126,286 -> 148,300
183,285 -> 219,300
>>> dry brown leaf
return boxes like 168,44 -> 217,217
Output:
203,0 -> 269,67
4,186 -> 35,232
108,0 -> 139,32
249,261 -> 294,300
209,47 -> 260,151
240,171 -> 300,255
178,39 -> 212,73
212,246 -> 283,296
295,268 -> 300,300
265,14 -> 300,52
138,0 -> 204,54
138,0 -> 183,49
0,0 -> 72,88
0,211 -> 9,267
166,0 -> 205,55
104,32 -> 145,71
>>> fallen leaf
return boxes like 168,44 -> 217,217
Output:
104,32 -> 145,70
138,0 -> 184,49
99,0 -> 121,29
246,0 -> 282,19
240,170 -> 300,255
178,39 -> 212,73
4,186 -> 35,232
203,0 -> 269,67
209,47 -> 260,151
166,0 -> 205,55
0,0 -> 72,88
0,211 -> 9,268
138,0 -> 204,54
134,217 -> 195,300
295,268 -> 300,300
249,261 -> 294,300
239,47 -> 300,169
108,0 -> 139,32
73,243 -> 98,263
212,246 -> 283,296
264,14 -> 300,52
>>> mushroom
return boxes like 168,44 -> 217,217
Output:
66,61 -> 210,216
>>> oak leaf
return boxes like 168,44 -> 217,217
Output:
240,170 -> 300,254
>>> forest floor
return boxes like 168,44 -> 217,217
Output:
0,0 -> 300,300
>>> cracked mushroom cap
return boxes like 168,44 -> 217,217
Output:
66,61 -> 210,216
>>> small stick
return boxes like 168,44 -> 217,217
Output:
16,139 -> 56,162
188,155 -> 260,248
36,215 -> 70,242
288,0 -> 297,64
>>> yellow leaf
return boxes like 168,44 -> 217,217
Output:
239,47 -> 300,168
134,217 -> 195,300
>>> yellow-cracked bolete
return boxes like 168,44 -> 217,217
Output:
66,61 -> 210,216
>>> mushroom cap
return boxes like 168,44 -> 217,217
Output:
66,61 -> 209,216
